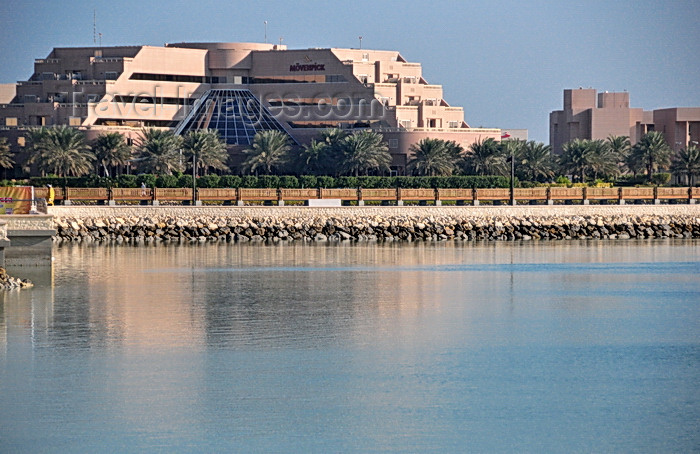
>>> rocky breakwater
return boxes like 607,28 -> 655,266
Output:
0,267 -> 33,290
50,206 -> 700,244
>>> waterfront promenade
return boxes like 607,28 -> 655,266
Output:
47,205 -> 700,243
47,204 -> 700,219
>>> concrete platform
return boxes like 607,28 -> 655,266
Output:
307,199 -> 342,207
1,215 -> 55,266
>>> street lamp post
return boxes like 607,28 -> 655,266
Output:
509,146 -> 515,206
192,151 -> 197,205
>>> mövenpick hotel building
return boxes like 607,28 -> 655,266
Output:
0,42 -> 501,175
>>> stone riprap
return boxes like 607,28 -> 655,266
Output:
0,267 -> 33,289
48,205 -> 700,244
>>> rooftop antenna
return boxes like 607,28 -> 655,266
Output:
93,9 -> 96,44
359,36 -> 363,49
264,21 -> 268,43
99,32 -> 102,47
279,37 -> 283,46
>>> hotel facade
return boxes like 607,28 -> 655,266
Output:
0,42 -> 501,175
550,88 -> 700,154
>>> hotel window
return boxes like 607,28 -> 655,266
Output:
5,117 -> 18,126
130,73 -> 208,83
388,139 -> 398,149
105,71 -> 118,80
325,74 -> 347,83
448,121 -> 460,128
17,137 -> 25,146
362,53 -> 369,61
113,95 -> 194,106
69,117 -> 82,126
23,95 -> 37,103
358,75 -> 369,84
399,120 -> 411,129
251,75 -> 319,84
42,72 -> 55,80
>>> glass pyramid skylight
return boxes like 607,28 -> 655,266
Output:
175,89 -> 293,145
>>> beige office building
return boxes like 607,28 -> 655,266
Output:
550,88 -> 700,154
0,42 -> 501,175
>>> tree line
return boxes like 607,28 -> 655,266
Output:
461,132 -> 699,186
1,126 -> 698,187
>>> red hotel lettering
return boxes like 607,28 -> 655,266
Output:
289,63 -> 325,72
0,198 -> 12,203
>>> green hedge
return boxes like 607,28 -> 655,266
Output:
615,173 -> 671,187
27,174 -> 514,189
156,175 -> 179,188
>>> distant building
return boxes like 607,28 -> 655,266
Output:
651,108 -> 700,151
549,88 -> 700,154
500,129 -> 528,141
0,42 -> 501,176
0,84 -> 16,104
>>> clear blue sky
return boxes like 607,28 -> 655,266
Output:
1,0 -> 698,143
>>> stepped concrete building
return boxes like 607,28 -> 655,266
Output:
550,88 -> 700,154
0,42 -> 501,175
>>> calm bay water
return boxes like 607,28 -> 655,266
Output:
1,240 -> 699,453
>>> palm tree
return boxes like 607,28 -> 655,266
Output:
317,128 -> 348,174
463,138 -> 505,175
407,138 -> 457,176
559,138 -> 593,183
25,126 -> 94,182
339,130 -> 391,176
0,137 -> 14,179
500,139 -> 525,178
516,141 -> 554,182
92,132 -> 131,177
625,147 -> 646,178
182,129 -> 229,177
671,144 -> 700,186
319,128 -> 349,153
629,131 -> 672,182
241,130 -> 291,175
586,139 -> 620,181
295,139 -> 333,175
606,135 -> 630,159
606,135 -> 630,177
134,128 -> 184,175
444,140 -> 465,161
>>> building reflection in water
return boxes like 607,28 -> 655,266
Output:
0,264 -> 54,354
2,238 -> 697,446
1,239 -> 689,353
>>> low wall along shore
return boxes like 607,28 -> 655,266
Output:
49,205 -> 700,243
